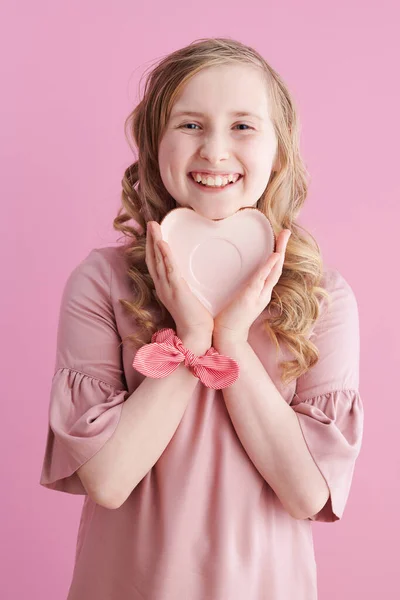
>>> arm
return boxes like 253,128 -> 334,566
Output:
212,335 -> 329,520
38,246 -> 214,509
78,331 -> 211,509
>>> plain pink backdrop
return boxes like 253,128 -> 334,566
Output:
1,1 -> 398,598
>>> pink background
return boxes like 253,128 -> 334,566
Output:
1,1 -> 398,598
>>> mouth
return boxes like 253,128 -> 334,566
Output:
187,173 -> 243,191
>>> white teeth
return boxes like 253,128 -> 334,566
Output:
191,172 -> 240,187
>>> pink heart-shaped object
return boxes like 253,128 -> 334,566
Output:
160,207 -> 276,317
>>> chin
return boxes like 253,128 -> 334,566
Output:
196,206 -> 240,220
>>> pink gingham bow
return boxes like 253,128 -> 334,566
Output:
132,328 -> 239,390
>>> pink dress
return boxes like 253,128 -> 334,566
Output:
39,245 -> 364,599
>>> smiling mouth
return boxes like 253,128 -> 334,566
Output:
188,174 -> 243,189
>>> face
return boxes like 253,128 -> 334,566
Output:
157,62 -> 279,221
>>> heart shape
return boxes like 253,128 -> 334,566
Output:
160,207 -> 276,317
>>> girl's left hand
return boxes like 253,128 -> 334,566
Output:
213,229 -> 292,343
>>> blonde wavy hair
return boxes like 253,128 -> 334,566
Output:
113,37 -> 332,386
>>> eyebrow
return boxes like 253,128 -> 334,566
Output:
170,110 -> 264,121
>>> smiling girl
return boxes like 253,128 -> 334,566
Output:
39,38 -> 364,600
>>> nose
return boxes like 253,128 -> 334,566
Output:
199,132 -> 230,163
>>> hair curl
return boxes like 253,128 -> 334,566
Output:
113,37 -> 331,386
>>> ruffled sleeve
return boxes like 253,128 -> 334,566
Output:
39,249 -> 130,495
291,268 -> 364,522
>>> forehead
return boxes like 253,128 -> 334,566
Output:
170,63 -> 272,121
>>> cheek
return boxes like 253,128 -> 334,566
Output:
158,137 -> 173,170
243,140 -> 276,173
159,139 -> 188,177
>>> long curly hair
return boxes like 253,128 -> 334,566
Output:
113,37 -> 331,386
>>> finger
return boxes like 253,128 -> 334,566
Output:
145,221 -> 158,279
151,222 -> 182,287
147,221 -> 166,284
249,253 -> 279,293
277,229 -> 291,253
157,240 -> 181,288
261,250 -> 285,294
267,230 -> 290,279
260,253 -> 280,279
151,225 -> 168,281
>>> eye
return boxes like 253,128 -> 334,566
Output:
179,123 -> 254,131
234,124 -> 252,130
180,123 -> 201,130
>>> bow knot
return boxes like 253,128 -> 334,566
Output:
132,328 -> 239,390
183,349 -> 200,369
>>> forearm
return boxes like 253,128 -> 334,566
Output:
78,332 -> 211,509
213,335 -> 329,520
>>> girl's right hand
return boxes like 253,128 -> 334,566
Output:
145,221 -> 214,339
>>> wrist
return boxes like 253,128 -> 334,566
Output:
213,326 -> 248,347
178,331 -> 213,357
132,327 -> 240,390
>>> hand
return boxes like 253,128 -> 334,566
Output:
213,229 -> 292,343
146,221 -> 214,338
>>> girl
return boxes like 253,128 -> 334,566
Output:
39,37 -> 364,599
